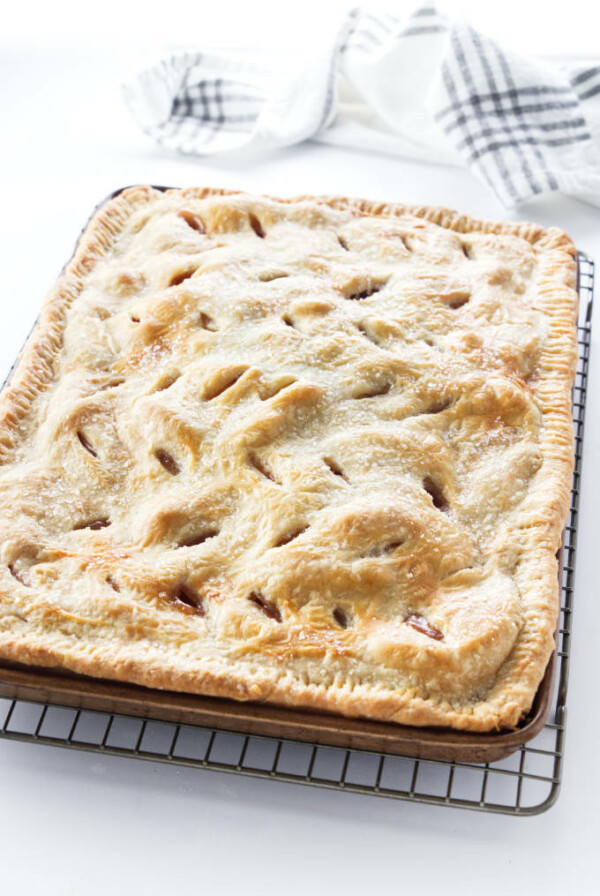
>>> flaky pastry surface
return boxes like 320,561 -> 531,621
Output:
0,187 -> 578,731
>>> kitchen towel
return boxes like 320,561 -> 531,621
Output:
123,4 -> 600,208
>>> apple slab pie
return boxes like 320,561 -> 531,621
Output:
0,187 -> 578,732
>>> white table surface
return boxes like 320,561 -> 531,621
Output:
1,37 -> 599,896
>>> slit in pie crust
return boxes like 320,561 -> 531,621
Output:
0,187 -> 578,732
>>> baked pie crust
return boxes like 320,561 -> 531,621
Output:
0,187 -> 578,732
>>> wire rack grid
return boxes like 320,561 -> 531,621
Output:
0,257 -> 593,816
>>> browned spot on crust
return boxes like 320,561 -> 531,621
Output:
381,539 -> 405,555
169,268 -> 197,287
364,538 -> 406,558
249,591 -> 282,622
356,322 -> 380,345
177,529 -> 219,548
154,448 -> 181,475
248,452 -> 279,484
8,564 -> 27,585
204,367 -> 248,401
323,457 -> 348,482
423,475 -> 448,511
198,311 -> 217,331
333,607 -> 350,628
260,378 -> 296,400
354,381 -> 392,399
77,431 -> 97,458
441,290 -> 470,309
172,583 -> 206,616
154,371 -> 181,392
179,210 -> 206,233
346,280 -> 388,301
274,525 -> 308,548
74,518 -> 110,531
424,397 -> 453,414
405,613 -> 444,640
259,271 -> 289,282
98,378 -> 125,391
113,270 -> 147,297
248,213 -> 266,238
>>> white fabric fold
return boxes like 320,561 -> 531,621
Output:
123,4 -> 600,207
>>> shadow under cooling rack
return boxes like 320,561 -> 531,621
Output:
0,256 -> 593,816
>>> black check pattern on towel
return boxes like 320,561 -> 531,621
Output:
170,74 -> 264,144
340,5 -> 445,55
570,65 -> 600,102
435,25 -> 593,205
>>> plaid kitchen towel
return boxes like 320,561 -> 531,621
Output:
123,4 -> 600,208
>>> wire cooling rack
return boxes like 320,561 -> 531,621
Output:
0,257 -> 593,816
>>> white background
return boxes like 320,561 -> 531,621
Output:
1,2 -> 600,893
4,0 -> 600,56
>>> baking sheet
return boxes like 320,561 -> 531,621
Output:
0,650 -> 556,763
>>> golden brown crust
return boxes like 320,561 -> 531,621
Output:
0,186 -> 578,731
